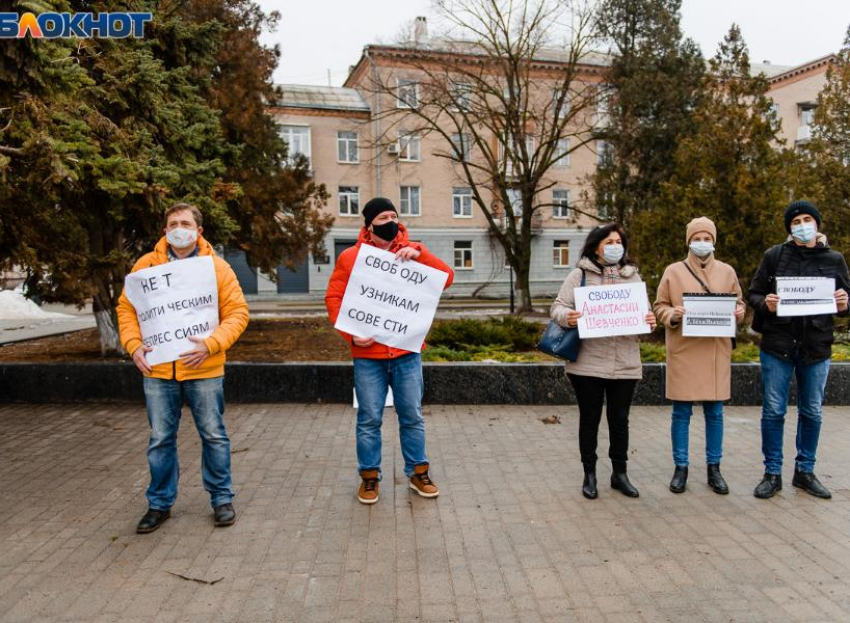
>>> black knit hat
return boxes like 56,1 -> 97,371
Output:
362,197 -> 397,228
784,200 -> 822,233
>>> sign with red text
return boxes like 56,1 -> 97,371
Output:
574,281 -> 651,339
123,256 -> 219,365
335,246 -> 449,352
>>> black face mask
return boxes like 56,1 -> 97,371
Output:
371,220 -> 399,242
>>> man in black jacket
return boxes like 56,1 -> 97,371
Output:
748,201 -> 850,499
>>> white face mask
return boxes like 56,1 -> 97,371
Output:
791,222 -> 817,244
689,241 -> 715,258
602,243 -> 624,265
166,227 -> 199,249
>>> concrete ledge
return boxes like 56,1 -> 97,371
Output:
2,362 -> 850,405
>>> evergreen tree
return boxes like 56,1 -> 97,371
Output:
632,25 -> 792,290
592,0 -> 704,225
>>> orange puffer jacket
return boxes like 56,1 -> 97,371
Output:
117,236 -> 249,380
325,224 -> 454,359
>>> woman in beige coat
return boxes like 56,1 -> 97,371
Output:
551,224 -> 657,500
654,217 -> 745,495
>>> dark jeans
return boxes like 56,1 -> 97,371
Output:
568,374 -> 637,470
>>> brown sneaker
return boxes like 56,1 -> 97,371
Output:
357,470 -> 380,504
409,464 -> 439,498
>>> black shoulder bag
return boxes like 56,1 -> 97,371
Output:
538,270 -> 585,362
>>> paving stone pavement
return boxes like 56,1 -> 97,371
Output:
1,402 -> 849,623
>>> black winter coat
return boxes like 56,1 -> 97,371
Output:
748,239 -> 850,364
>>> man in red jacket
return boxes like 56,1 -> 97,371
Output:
325,197 -> 454,505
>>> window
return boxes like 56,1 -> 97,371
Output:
597,140 -> 614,166
280,125 -> 311,165
337,131 -> 359,163
553,240 -> 570,267
397,79 -> 419,109
398,131 -> 421,161
553,190 -> 570,219
504,188 -> 523,229
502,133 -> 534,175
338,186 -> 360,216
553,88 -> 569,118
399,186 -> 421,217
452,187 -> 473,218
554,138 -> 570,166
800,105 -> 816,127
596,84 -> 612,127
450,82 -> 472,111
597,190 -> 613,219
454,241 -> 473,269
451,133 -> 471,162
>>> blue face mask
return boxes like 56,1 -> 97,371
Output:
689,241 -> 715,258
791,222 -> 817,243
602,244 -> 624,265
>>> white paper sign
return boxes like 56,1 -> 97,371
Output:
776,277 -> 836,317
123,256 -> 220,366
682,294 -> 737,338
574,281 -> 651,339
334,246 -> 449,352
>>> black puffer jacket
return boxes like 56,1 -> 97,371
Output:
748,238 -> 850,364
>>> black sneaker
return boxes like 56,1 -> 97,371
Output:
136,509 -> 170,534
791,470 -> 831,499
214,503 -> 237,527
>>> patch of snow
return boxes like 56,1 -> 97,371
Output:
0,290 -> 73,320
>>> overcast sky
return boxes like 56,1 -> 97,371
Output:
258,0 -> 850,86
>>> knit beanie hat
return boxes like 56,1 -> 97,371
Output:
362,197 -> 397,228
685,216 -> 717,244
784,200 -> 822,232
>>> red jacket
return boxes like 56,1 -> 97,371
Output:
325,224 -> 454,359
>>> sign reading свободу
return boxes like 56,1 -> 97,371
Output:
123,256 -> 219,366
334,247 -> 449,353
574,281 -> 651,339
776,277 -> 836,317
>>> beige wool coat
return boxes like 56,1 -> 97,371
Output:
550,257 -> 644,380
653,253 -> 745,401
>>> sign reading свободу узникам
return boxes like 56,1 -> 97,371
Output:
334,247 -> 449,353
123,256 -> 219,366
574,281 -> 651,339
776,277 -> 836,317
682,294 -> 738,338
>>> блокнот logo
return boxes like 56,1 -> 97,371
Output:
0,12 -> 153,38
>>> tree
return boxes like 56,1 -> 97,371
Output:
797,24 -> 850,254
631,25 -> 793,290
0,0 -> 331,354
361,0 -> 602,311
591,0 -> 704,225
178,0 -> 332,274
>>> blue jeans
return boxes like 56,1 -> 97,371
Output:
353,353 -> 428,477
143,376 -> 233,510
760,349 -> 830,474
671,401 -> 723,467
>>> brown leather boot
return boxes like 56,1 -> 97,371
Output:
357,470 -> 380,504
409,464 -> 439,498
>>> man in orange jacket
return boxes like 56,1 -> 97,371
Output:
325,197 -> 454,505
118,203 -> 249,533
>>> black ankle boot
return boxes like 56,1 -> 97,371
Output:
707,464 -> 729,494
610,469 -> 639,498
582,469 -> 598,500
753,473 -> 782,499
792,470 -> 831,499
669,466 -> 688,493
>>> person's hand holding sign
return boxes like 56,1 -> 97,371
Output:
670,305 -> 686,324
395,247 -> 421,262
835,289 -> 848,312
180,336 -> 211,369
765,293 -> 780,313
645,312 -> 657,330
353,336 -> 376,347
566,311 -> 582,328
132,345 -> 153,375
